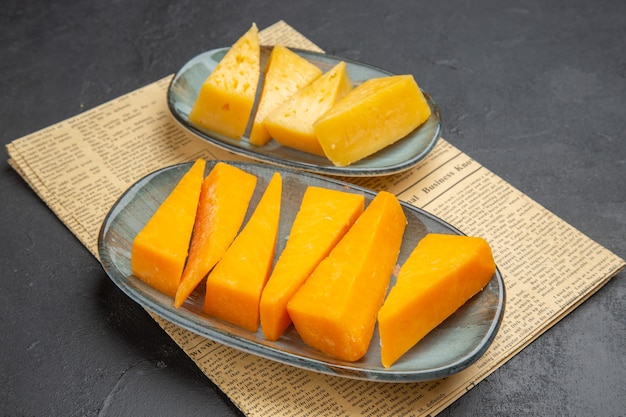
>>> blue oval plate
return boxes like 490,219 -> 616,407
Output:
98,160 -> 505,382
167,47 -> 442,177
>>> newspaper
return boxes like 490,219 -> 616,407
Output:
6,20 -> 624,417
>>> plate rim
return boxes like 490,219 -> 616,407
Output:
98,160 -> 505,382
166,47 -> 443,177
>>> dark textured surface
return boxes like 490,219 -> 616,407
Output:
1,1 -> 625,416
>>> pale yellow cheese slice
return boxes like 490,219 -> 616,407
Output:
313,74 -> 431,166
249,45 -> 322,146
264,61 -> 352,156
188,23 -> 260,139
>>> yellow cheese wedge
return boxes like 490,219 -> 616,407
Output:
131,159 -> 206,297
313,74 -> 432,166
377,233 -> 496,368
174,162 -> 257,308
264,61 -> 352,156
188,23 -> 260,139
259,186 -> 365,341
248,45 -> 322,146
204,172 -> 282,331
287,191 -> 406,362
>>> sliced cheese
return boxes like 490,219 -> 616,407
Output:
174,162 -> 257,308
131,159 -> 206,297
188,23 -> 260,139
313,74 -> 432,166
204,172 -> 282,331
264,61 -> 352,156
249,45 -> 322,146
259,186 -> 365,341
287,191 -> 406,362
377,233 -> 496,368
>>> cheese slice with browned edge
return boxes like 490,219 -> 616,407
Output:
377,233 -> 496,368
313,74 -> 432,166
287,191 -> 406,362
204,172 -> 282,331
264,61 -> 352,156
249,45 -> 322,146
259,186 -> 364,341
131,159 -> 206,297
188,23 -> 260,139
174,162 -> 257,308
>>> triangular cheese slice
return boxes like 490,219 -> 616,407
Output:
264,61 -> 352,156
287,191 -> 406,362
188,23 -> 260,139
377,233 -> 496,368
260,186 -> 364,341
314,74 -> 432,166
131,159 -> 206,297
174,162 -> 257,308
204,172 -> 282,331
248,45 -> 322,146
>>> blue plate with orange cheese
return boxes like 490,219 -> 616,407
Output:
98,160 -> 505,382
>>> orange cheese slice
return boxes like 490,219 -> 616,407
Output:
287,191 -> 406,362
188,23 -> 260,139
249,45 -> 322,146
131,159 -> 206,297
203,172 -> 282,331
174,162 -> 257,308
313,74 -> 432,166
259,186 -> 364,341
377,233 -> 496,368
264,61 -> 352,156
